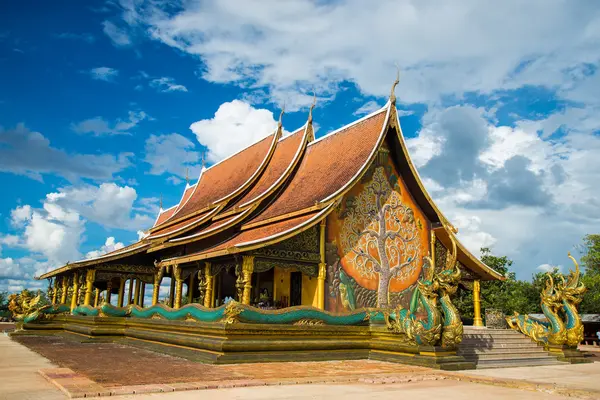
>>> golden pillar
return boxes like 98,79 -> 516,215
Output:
128,279 -> 134,305
173,265 -> 183,309
117,277 -> 125,307
52,278 -> 59,305
70,272 -> 79,312
204,262 -> 213,308
152,267 -> 164,305
473,279 -> 484,327
83,269 -> 96,306
134,279 -> 141,306
317,219 -> 327,310
94,288 -> 100,307
188,272 -> 195,304
241,256 -> 254,305
106,280 -> 113,304
61,276 -> 69,304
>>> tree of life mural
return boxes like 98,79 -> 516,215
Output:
340,166 -> 421,308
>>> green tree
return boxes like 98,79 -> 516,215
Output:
580,234 -> 600,274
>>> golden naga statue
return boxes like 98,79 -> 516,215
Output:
506,253 -> 586,347
8,290 -> 50,323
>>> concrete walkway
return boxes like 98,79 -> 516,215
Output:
459,362 -> 600,394
0,334 -> 64,400
99,380 -> 569,399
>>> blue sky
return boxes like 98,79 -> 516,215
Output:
1,0 -> 600,292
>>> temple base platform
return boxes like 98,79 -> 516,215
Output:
11,315 -> 475,371
546,344 -> 593,364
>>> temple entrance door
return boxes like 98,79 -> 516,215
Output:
290,271 -> 302,306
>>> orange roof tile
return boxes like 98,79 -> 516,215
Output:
235,127 -> 305,207
161,211 -> 321,265
146,208 -> 217,240
153,206 -> 177,227
251,108 -> 388,224
173,132 -> 277,220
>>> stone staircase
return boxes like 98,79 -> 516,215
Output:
458,326 -> 564,369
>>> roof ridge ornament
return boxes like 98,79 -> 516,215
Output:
185,167 -> 190,185
159,193 -> 163,210
308,92 -> 316,125
390,65 -> 400,105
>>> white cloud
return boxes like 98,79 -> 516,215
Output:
537,263 -> 562,273
144,133 -> 202,179
189,100 -> 278,162
85,237 -> 125,259
71,110 -> 150,136
409,104 -> 600,279
110,1 -> 600,110
89,67 -> 119,81
47,183 -> 154,231
10,205 -> 32,226
353,101 -> 381,116
0,124 -> 133,182
103,20 -> 131,46
149,77 -> 188,92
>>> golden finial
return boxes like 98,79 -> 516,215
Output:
185,167 -> 189,185
390,65 -> 400,105
278,103 -> 285,129
308,92 -> 316,124
159,193 -> 163,210
200,149 -> 206,169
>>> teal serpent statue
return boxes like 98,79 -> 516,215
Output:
384,256 -> 442,346
506,252 -> 586,347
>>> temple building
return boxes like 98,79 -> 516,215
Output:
39,85 -> 503,328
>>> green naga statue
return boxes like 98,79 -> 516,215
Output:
506,253 -> 586,347
384,230 -> 463,348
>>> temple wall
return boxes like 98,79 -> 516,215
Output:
273,267 -> 291,305
325,147 -> 431,311
302,275 -> 319,307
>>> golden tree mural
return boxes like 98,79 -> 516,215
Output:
340,166 -> 422,308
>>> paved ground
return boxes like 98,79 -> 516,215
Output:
103,380 -> 573,400
0,333 -> 64,400
12,335 -> 434,387
461,362 -> 600,394
4,334 -> 600,399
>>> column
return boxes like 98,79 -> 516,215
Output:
173,265 -> 183,309
117,277 -> 125,307
152,267 -> 164,305
106,279 -> 113,304
317,219 -> 326,310
134,279 -> 141,306
188,272 -> 195,304
140,282 -> 146,307
128,279 -> 134,305
70,272 -> 80,312
52,278 -> 59,305
473,279 -> 484,327
94,288 -> 100,307
61,276 -> 69,304
241,256 -> 254,305
84,269 -> 96,306
204,262 -> 213,308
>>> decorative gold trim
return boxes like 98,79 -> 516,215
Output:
241,205 -> 324,231
146,205 -> 223,242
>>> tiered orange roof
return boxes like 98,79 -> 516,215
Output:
39,95 -> 504,281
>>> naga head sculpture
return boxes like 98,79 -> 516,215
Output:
562,253 -> 586,305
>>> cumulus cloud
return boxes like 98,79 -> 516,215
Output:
353,101 -> 382,116
0,124 -> 133,182
149,77 -> 188,92
189,100 -> 278,162
144,133 -> 203,180
85,237 -> 125,259
106,1 -> 600,109
88,67 -> 119,81
71,110 -> 150,136
46,183 -> 154,231
408,103 -> 600,278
